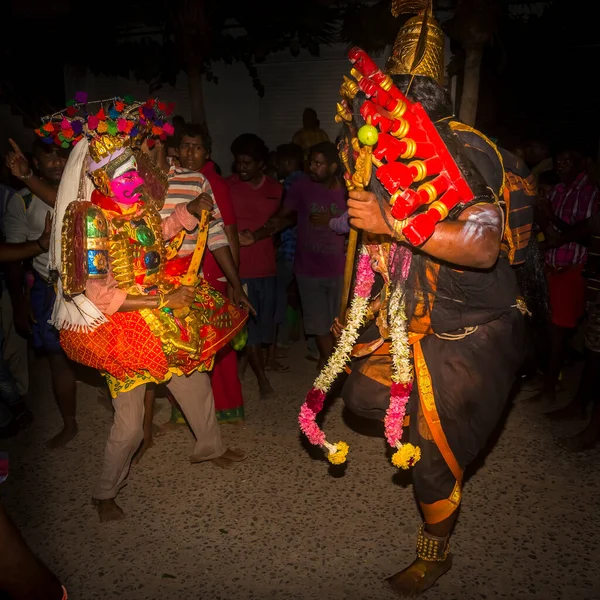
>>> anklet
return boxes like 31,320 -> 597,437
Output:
416,524 -> 450,562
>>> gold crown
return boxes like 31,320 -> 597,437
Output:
385,1 -> 445,83
89,135 -> 131,163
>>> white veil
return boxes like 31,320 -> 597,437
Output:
49,138 -> 108,332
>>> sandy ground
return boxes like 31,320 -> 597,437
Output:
1,344 -> 599,600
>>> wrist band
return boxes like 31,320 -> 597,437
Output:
61,585 -> 68,599
20,169 -> 34,180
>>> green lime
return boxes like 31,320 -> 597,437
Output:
357,124 -> 379,146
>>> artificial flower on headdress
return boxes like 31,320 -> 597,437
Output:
34,93 -> 177,154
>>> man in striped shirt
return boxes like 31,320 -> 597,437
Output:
163,162 -> 230,260
137,141 -> 252,466
535,149 -> 599,406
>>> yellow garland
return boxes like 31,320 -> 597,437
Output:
392,443 -> 421,469
327,441 -> 350,465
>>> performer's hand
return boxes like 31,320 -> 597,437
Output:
165,286 -> 195,309
238,229 -> 256,247
309,211 -> 331,228
233,284 -> 256,316
37,212 -> 52,252
330,317 -> 344,339
186,193 -> 213,217
6,139 -> 31,180
347,190 -> 392,235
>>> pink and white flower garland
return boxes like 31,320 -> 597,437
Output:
384,246 -> 421,469
298,243 -> 421,468
298,247 -> 374,464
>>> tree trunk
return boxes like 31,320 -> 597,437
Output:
187,63 -> 206,125
458,45 -> 483,126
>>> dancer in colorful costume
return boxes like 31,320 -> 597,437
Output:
40,96 -> 249,522
298,1 -> 537,594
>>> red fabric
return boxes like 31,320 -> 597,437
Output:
61,312 -> 170,381
547,263 -> 587,328
201,161 -> 236,283
205,278 -> 244,418
61,281 -> 248,380
229,175 -> 282,278
202,162 -> 236,226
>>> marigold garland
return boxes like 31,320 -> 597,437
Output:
391,443 -> 421,469
325,441 -> 350,465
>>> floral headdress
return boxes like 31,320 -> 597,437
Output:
35,92 -> 175,162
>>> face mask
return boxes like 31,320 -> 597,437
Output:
109,170 -> 144,204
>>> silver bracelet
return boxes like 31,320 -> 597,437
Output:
20,169 -> 34,180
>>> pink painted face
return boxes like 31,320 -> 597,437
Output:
109,170 -> 144,205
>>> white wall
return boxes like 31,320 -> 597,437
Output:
255,44 -> 389,152
64,61 -> 260,175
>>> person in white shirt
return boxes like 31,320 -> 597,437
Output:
4,139 -> 78,449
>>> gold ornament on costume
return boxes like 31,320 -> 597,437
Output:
386,0 -> 445,83
89,134 -> 130,163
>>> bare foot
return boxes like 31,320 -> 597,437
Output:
205,448 -> 248,469
133,436 -> 154,465
45,425 -> 78,450
545,401 -> 585,422
387,556 -> 453,597
93,498 -> 125,522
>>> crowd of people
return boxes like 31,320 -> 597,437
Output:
513,140 -> 600,451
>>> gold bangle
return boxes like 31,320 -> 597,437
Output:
391,218 -> 407,241
157,291 -> 168,310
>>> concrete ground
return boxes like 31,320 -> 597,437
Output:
1,344 -> 599,600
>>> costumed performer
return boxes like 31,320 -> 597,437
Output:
298,1 -> 538,595
39,96 -> 250,522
